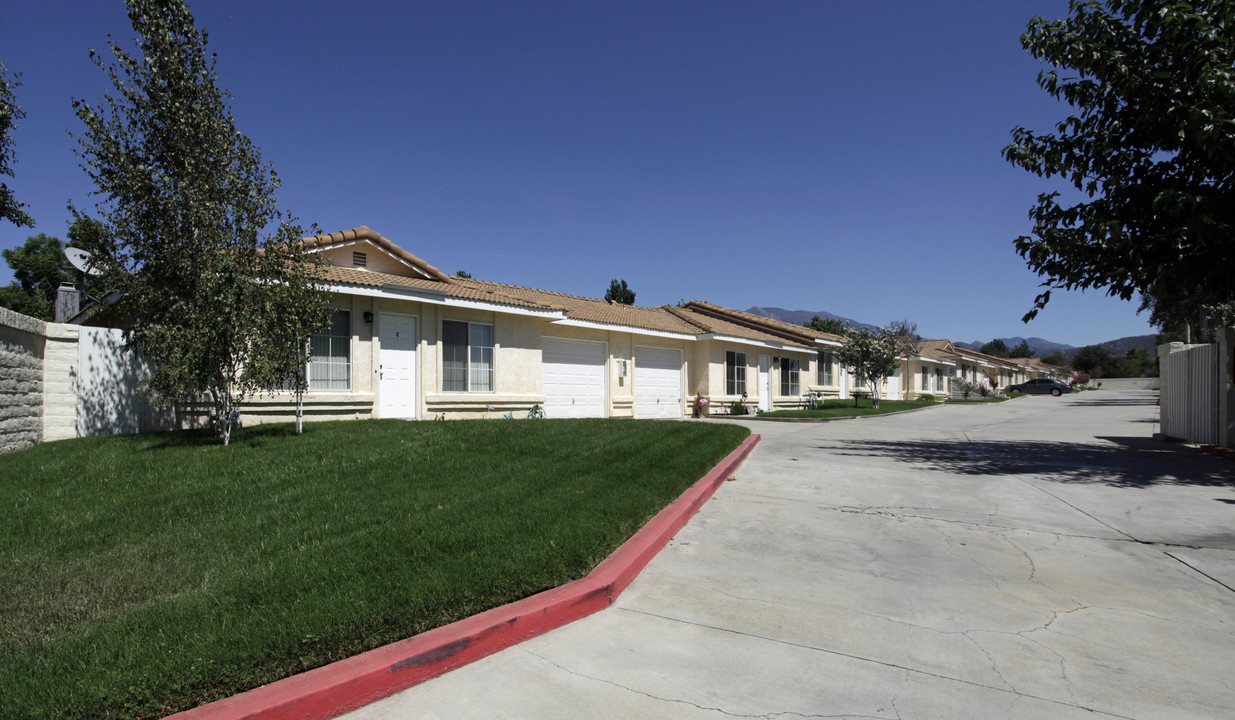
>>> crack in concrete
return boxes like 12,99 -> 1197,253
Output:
1164,551 -> 1235,594
518,646 -> 894,719
960,632 -> 1015,693
791,500 -> 1131,545
616,608 -> 1139,720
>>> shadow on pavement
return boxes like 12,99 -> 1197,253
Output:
1070,395 -> 1161,407
825,435 -> 1235,489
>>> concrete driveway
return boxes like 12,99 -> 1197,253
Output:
345,389 -> 1235,719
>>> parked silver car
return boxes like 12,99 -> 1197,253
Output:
1006,378 -> 1073,396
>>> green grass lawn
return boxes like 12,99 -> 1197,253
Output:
0,419 -> 748,720
759,398 -> 938,419
946,396 -> 1011,403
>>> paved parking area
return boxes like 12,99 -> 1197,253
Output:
346,390 -> 1235,719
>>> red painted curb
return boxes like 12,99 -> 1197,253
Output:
165,433 -> 761,720
1202,445 -> 1235,461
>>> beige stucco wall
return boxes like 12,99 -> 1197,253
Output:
904,359 -> 952,400
607,330 -> 634,417
318,242 -> 425,278
807,347 -> 843,396
686,341 -> 820,412
235,291 -> 381,426
425,305 -> 546,417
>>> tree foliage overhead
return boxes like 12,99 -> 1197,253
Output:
835,326 -> 901,408
72,0 -> 329,444
604,278 -> 636,305
1003,0 -> 1235,324
0,60 -> 34,228
804,314 -> 847,335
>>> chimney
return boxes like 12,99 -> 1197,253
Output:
55,283 -> 79,323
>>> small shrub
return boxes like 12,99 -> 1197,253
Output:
729,401 -> 749,415
977,384 -> 991,397
954,379 -> 976,399
917,394 -> 937,402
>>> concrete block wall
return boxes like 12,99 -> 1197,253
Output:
42,323 -> 81,442
0,308 -> 47,454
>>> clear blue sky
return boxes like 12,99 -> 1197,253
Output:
1,1 -> 1156,348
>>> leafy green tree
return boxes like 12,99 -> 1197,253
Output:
1072,345 -> 1115,378
455,270 -> 472,279
604,278 -> 636,305
1009,340 -> 1034,358
1112,347 -> 1156,377
0,219 -> 107,320
1042,350 -> 1070,367
72,0 -> 329,445
1139,289 -> 1232,343
0,234 -> 73,320
804,315 -> 847,335
1004,1 -> 1235,323
888,318 -> 919,340
0,61 -> 34,228
835,326 -> 901,409
980,339 -> 1010,358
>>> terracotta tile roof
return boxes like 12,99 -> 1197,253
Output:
901,338 -> 958,363
662,306 -> 817,350
680,301 -> 846,345
301,227 -> 457,284
455,279 -> 703,335
319,266 -> 562,312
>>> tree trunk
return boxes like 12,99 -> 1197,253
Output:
870,380 -> 881,409
295,339 -> 308,436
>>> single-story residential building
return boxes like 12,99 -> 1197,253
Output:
54,226 -> 1066,428
240,227 -> 851,424
899,339 -> 957,400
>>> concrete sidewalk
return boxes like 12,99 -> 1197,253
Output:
346,390 -> 1235,719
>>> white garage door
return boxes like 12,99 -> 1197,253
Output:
542,338 -> 607,418
635,346 -> 683,419
885,368 -> 902,401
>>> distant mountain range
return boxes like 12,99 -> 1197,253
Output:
744,307 -> 1158,361
953,337 -> 1073,354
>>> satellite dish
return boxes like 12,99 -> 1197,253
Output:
65,247 -> 102,276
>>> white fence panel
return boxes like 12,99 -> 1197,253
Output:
77,327 -> 173,437
1162,343 -> 1218,445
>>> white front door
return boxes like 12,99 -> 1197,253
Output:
542,337 -> 607,418
634,346 -> 683,418
379,313 -> 417,419
758,354 -> 771,411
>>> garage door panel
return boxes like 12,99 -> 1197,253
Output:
543,338 -> 607,418
635,346 -> 683,419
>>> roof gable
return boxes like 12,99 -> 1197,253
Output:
680,301 -> 846,346
301,227 -> 456,284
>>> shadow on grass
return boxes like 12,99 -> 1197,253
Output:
823,435 -> 1235,489
140,422 -> 324,450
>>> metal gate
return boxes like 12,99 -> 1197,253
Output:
1161,343 -> 1218,445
